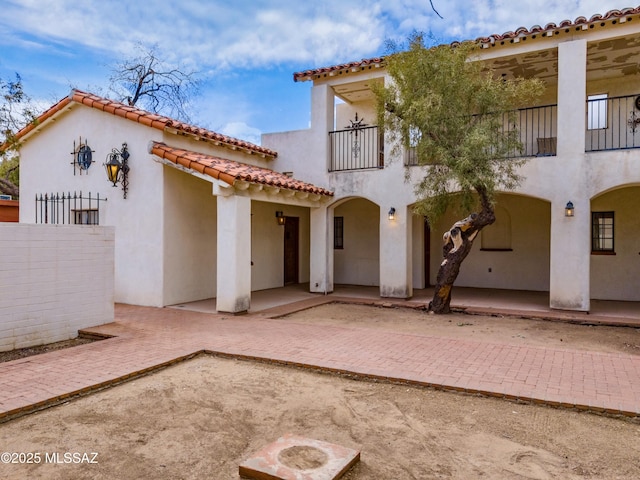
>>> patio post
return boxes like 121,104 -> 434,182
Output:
309,205 -> 333,294
216,194 -> 252,313
379,204 -> 412,299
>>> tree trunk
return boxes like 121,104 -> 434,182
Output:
429,188 -> 495,314
0,177 -> 18,198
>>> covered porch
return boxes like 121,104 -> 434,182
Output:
169,283 -> 640,325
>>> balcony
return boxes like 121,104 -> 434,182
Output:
586,93 -> 640,151
329,125 -> 384,172
405,104 -> 558,166
330,94 -> 640,171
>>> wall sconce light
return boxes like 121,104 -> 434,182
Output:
388,207 -> 396,220
275,211 -> 285,226
565,201 -> 574,217
104,143 -> 130,199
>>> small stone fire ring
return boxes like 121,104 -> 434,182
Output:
239,433 -> 360,480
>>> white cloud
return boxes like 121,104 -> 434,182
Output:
218,121 -> 262,146
1,0 -> 627,75
1,0 -> 631,136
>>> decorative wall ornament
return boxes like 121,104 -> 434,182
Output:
346,113 -> 367,159
70,137 -> 94,175
628,111 -> 640,133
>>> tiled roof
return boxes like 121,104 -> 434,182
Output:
293,6 -> 640,82
150,142 -> 333,197
10,90 -> 277,158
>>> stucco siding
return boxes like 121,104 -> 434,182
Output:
19,104 -> 165,306
590,186 -> 640,301
431,194 -> 551,291
334,198 -> 380,286
162,166 -> 217,305
251,201 -> 311,291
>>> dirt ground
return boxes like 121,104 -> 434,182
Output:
0,304 -> 639,480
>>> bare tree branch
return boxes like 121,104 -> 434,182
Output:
430,0 -> 443,19
109,44 -> 200,122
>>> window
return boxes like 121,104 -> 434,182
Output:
334,216 -> 344,249
592,211 -> 614,253
587,94 -> 608,130
73,209 -> 99,225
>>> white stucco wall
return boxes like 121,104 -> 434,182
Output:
431,194 -> 551,291
19,105 -> 166,306
251,200 -> 311,291
334,198 -> 380,286
162,166 -> 217,305
0,224 -> 114,351
590,186 -> 640,301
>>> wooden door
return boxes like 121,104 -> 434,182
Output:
284,217 -> 299,285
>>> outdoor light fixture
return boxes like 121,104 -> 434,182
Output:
104,143 -> 130,199
388,207 -> 396,220
565,201 -> 574,217
275,211 -> 285,226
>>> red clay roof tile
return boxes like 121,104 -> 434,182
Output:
150,142 -> 333,197
10,89 -> 277,159
293,7 -> 640,82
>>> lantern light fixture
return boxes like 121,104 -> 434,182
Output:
104,143 -> 130,199
565,201 -> 574,217
388,207 -> 396,221
275,211 -> 285,226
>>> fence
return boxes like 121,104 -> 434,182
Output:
35,191 -> 107,225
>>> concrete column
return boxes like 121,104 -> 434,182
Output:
216,195 -> 252,313
549,198 -> 590,311
549,39 -> 590,311
310,84 -> 335,174
379,205 -> 412,298
309,205 -> 334,294
311,83 -> 335,133
557,39 -> 587,157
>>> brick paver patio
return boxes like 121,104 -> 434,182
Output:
1,297 -> 639,422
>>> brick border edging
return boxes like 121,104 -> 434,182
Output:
1,348 -> 637,425
201,350 -> 639,422
256,296 -> 640,328
0,352 -> 203,424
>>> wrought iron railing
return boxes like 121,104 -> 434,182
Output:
586,93 -> 640,151
35,191 -> 107,225
329,125 -> 384,172
404,104 -> 558,166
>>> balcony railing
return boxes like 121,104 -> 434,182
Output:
329,125 -> 384,172
333,95 -> 640,171
586,93 -> 640,151
404,104 -> 558,166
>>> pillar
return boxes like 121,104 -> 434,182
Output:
379,205 -> 412,298
549,39 -> 590,311
216,195 -> 252,313
309,205 -> 333,294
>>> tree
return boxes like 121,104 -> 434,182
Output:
0,74 -> 39,198
108,44 -> 200,122
375,34 -> 544,313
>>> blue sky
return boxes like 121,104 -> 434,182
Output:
0,0 -> 627,144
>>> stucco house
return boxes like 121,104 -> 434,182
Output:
17,6 -> 640,313
262,6 -> 640,312
17,91 -> 333,313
